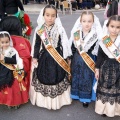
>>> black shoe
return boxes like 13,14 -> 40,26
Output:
83,103 -> 89,108
101,114 -> 107,117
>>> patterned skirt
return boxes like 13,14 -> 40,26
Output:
71,51 -> 96,103
95,59 -> 120,117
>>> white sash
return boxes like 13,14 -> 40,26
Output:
102,35 -> 120,62
100,35 -> 120,59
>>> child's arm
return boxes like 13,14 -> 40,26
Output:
32,33 -> 41,66
95,46 -> 107,80
33,34 -> 41,59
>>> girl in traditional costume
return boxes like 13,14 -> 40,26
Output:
95,15 -> 120,117
69,11 -> 102,108
0,31 -> 28,109
29,5 -> 72,110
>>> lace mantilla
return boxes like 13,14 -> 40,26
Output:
4,47 -> 16,57
31,69 -> 70,98
44,24 -> 59,48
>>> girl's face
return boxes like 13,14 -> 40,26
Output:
44,8 -> 56,27
81,14 -> 94,32
108,20 -> 120,37
0,37 -> 10,50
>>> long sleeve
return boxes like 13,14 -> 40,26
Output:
33,33 -> 41,59
4,54 -> 17,64
71,42 -> 76,55
95,46 -> 108,69
16,0 -> 24,11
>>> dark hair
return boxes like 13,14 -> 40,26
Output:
80,11 -> 94,22
107,0 -> 118,17
43,5 -> 57,17
106,15 -> 120,27
0,33 -> 10,41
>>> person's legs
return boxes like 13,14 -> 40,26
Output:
78,2 -> 83,9
56,1 -> 59,9
48,0 -> 55,5
76,0 -> 79,9
71,1 -> 77,10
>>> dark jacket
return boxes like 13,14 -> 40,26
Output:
0,16 -> 22,36
0,0 -> 4,19
3,0 -> 24,14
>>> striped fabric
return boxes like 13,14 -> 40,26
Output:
81,52 -> 95,73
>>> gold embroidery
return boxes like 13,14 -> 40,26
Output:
13,70 -> 24,82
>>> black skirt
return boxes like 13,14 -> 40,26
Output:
36,47 -> 66,85
0,63 -> 14,90
97,59 -> 120,105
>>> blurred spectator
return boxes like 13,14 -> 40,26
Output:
87,0 -> 93,9
22,0 -> 29,4
3,0 -> 24,16
48,0 -> 55,5
94,0 -> 100,5
68,0 -> 77,11
104,0 -> 120,19
82,0 -> 93,9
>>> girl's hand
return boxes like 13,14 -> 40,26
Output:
0,54 -> 4,61
95,69 -> 99,80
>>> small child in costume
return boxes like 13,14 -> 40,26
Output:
0,31 -> 28,109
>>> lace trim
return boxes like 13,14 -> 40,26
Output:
44,24 -> 59,48
3,47 -> 16,57
84,33 -> 97,53
97,93 -> 120,105
97,59 -> 120,105
31,70 -> 70,98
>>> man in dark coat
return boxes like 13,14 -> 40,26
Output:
3,0 -> 24,15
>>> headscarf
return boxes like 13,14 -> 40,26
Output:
0,31 -> 13,46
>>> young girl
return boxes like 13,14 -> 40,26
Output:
95,15 -> 120,117
29,5 -> 72,110
0,31 -> 28,109
69,11 -> 102,108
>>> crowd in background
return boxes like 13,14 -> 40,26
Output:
21,0 -> 108,8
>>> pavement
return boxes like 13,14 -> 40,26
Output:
23,1 -> 105,13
